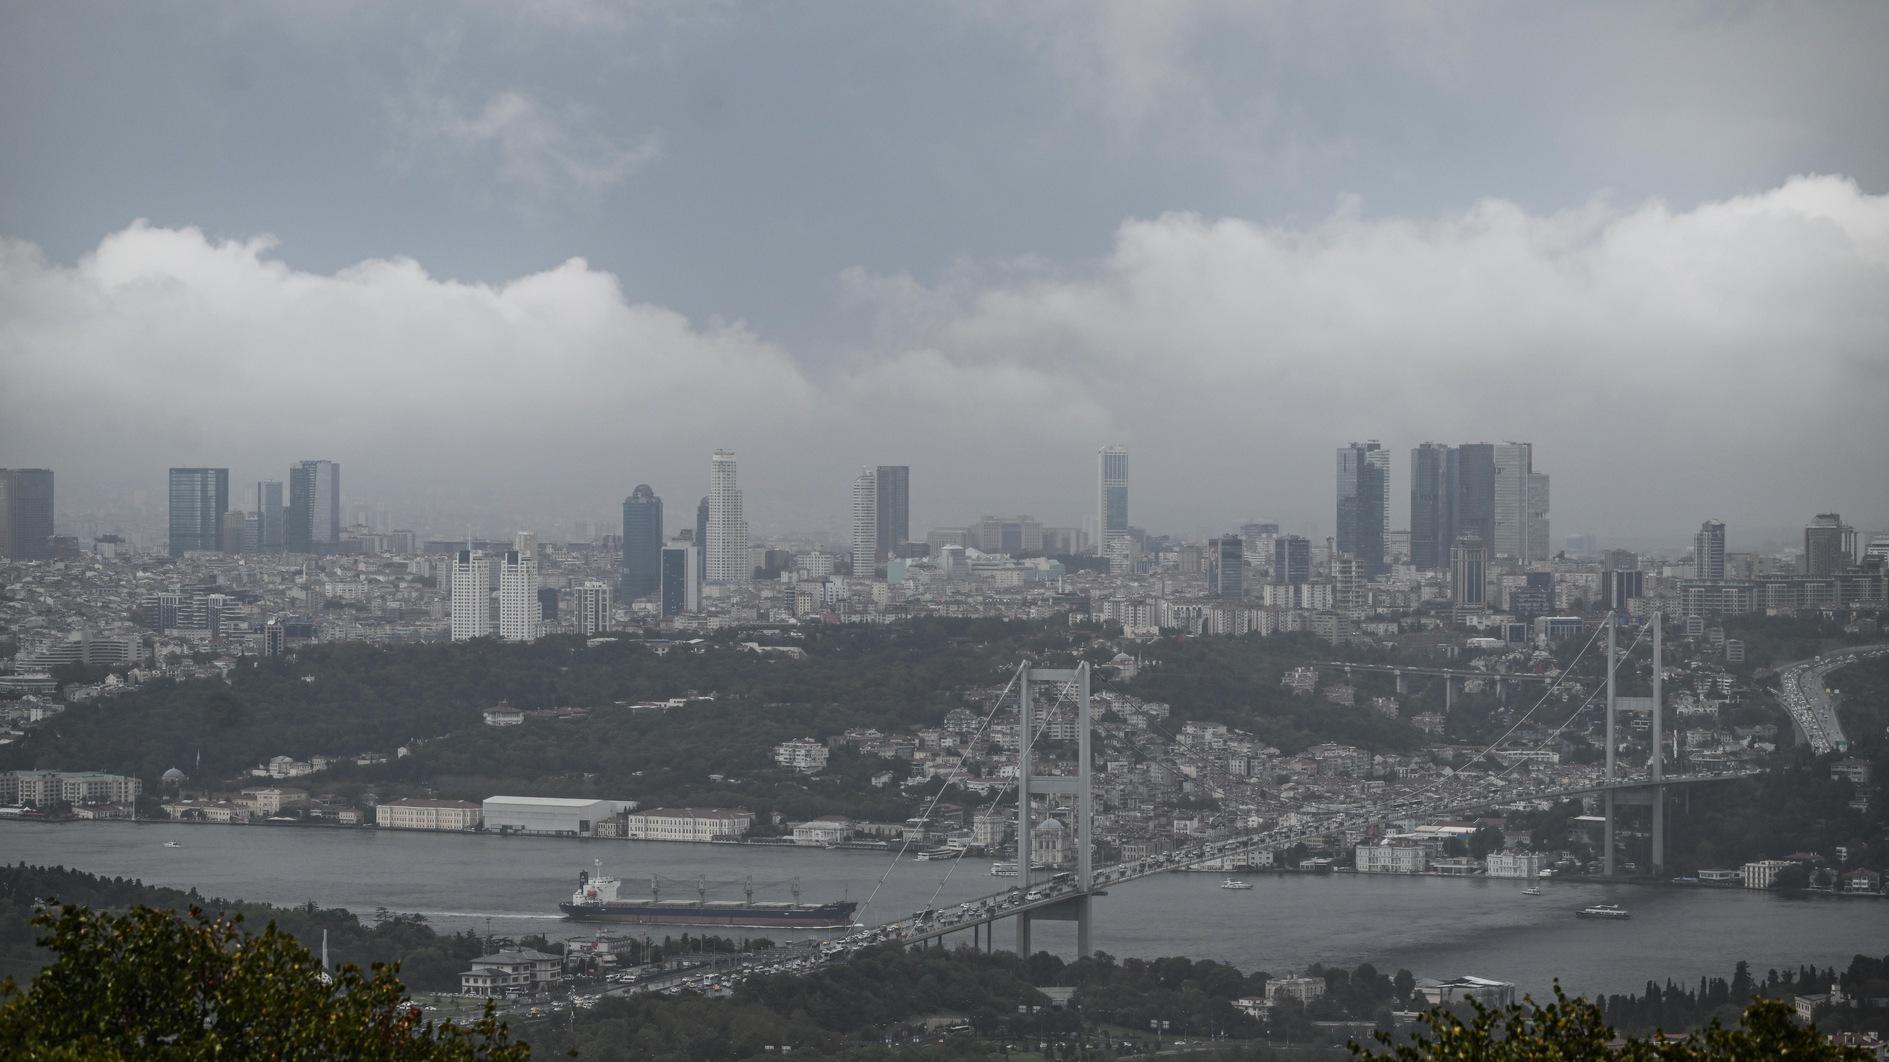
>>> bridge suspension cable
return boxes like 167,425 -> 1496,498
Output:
920,670 -> 1080,913
856,662 -> 1038,922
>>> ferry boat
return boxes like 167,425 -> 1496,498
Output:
913,846 -> 967,861
990,861 -> 1049,877
559,862 -> 858,929
1576,903 -> 1630,920
1219,878 -> 1255,890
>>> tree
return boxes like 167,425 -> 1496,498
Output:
0,903 -> 529,1060
1392,969 -> 1416,1006
1352,984 -> 1866,1060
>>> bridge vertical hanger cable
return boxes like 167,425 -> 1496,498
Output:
1477,616 -> 1653,788
855,664 -> 1027,922
922,673 -> 1078,913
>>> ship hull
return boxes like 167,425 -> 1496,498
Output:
559,901 -> 858,929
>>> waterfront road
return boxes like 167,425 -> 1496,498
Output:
1774,644 -> 1887,754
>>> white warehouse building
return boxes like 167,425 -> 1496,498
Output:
482,796 -> 620,837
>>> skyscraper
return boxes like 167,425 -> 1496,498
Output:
1273,534 -> 1311,586
287,460 -> 340,554
1694,520 -> 1727,581
1449,443 -> 1497,550
1364,441 -> 1391,536
498,536 -> 539,642
1804,513 -> 1850,575
694,497 -> 709,553
620,485 -> 664,599
1207,536 -> 1244,598
574,581 -> 612,636
1492,443 -> 1550,562
850,467 -> 879,577
168,467 -> 229,556
1409,444 -> 1452,570
1335,442 -> 1387,577
0,468 -> 55,560
661,540 -> 702,615
706,450 -> 748,584
1451,535 -> 1488,609
450,549 -> 490,640
1097,445 -> 1129,562
256,480 -> 285,550
874,465 -> 910,560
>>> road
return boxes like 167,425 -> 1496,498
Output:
1774,644 -> 1887,754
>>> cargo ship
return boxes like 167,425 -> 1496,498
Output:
559,862 -> 858,929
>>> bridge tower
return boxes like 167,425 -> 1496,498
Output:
1014,661 -> 1094,958
1603,612 -> 1665,877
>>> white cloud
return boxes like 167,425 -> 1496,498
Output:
838,176 -> 1889,539
2,177 -> 1885,542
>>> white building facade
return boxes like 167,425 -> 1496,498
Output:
497,537 -> 540,642
574,580 -> 612,636
850,467 -> 878,578
706,450 -> 748,585
450,548 -> 490,640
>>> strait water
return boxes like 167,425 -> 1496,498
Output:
5,821 -> 1885,999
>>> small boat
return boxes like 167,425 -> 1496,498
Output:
1576,903 -> 1630,920
1520,885 -> 1542,896
1219,878 -> 1254,890
163,841 -> 182,848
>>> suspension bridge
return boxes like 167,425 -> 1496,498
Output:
629,612 -> 1762,989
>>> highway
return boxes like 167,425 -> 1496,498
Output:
1774,644 -> 1887,754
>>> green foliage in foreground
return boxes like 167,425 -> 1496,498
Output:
0,864 -> 482,992
1354,984 -> 1866,1060
0,903 -> 528,1061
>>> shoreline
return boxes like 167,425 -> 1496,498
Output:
6,818 -> 1875,901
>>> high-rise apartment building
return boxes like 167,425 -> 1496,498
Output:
256,481 -> 284,550
1331,554 -> 1364,615
1804,513 -> 1851,576
574,580 -> 612,636
706,450 -> 748,584
620,485 -> 664,599
497,537 -> 539,642
874,465 -> 909,560
1492,443 -> 1550,562
850,467 -> 878,577
1409,444 -> 1452,570
287,460 -> 341,554
449,549 -> 490,640
661,541 -> 702,615
1273,534 -> 1311,586
1207,536 -> 1244,598
0,468 -> 55,560
1451,535 -> 1489,609
167,467 -> 229,556
1336,442 -> 1387,577
1364,441 -> 1391,537
1694,520 -> 1727,581
1097,445 -> 1129,563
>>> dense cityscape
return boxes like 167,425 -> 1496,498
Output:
3,445 -> 1887,1054
5,3 -> 1889,1057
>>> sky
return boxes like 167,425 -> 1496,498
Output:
2,1 -> 1886,549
